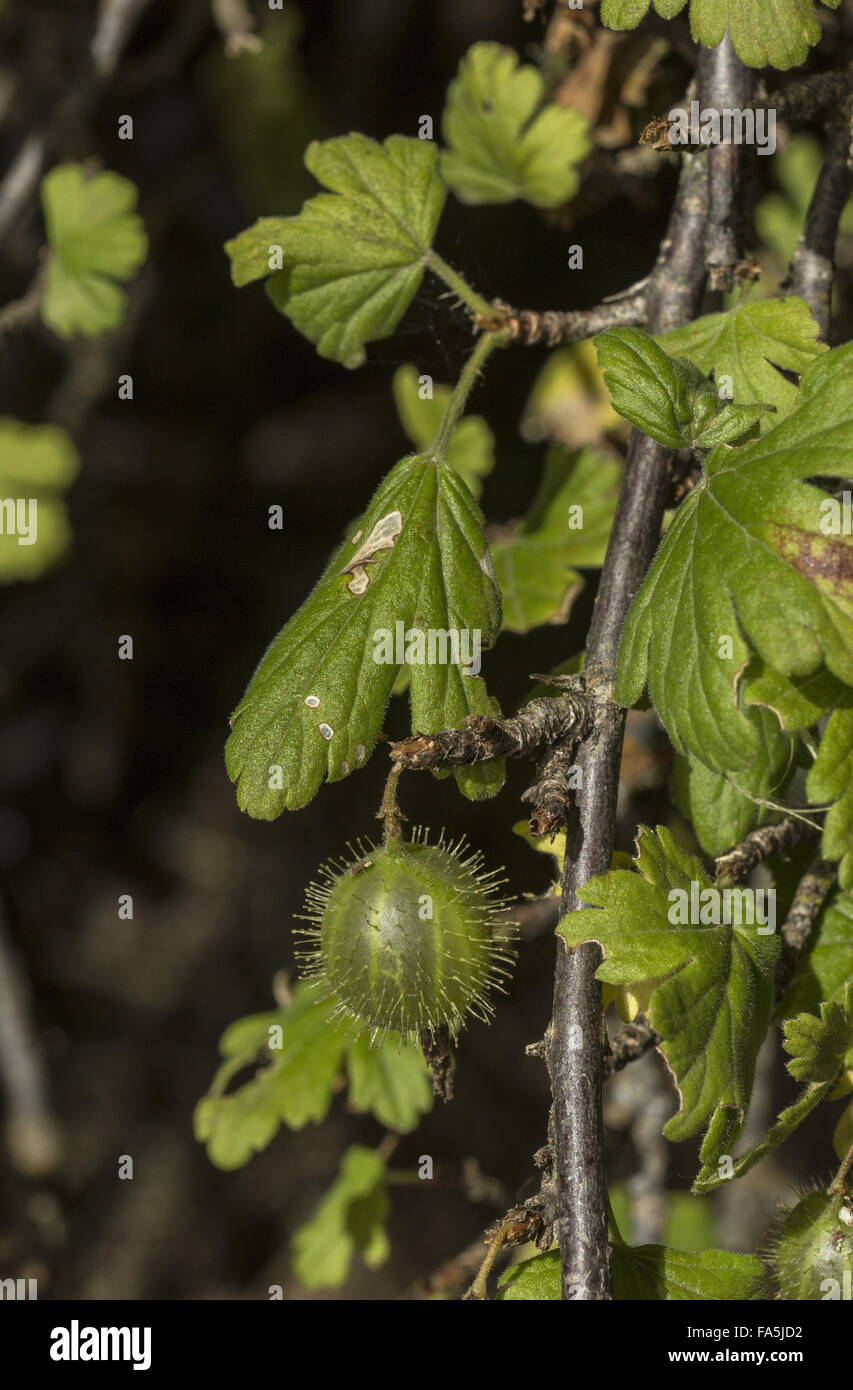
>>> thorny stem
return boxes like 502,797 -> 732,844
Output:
429,326 -> 510,459
546,41 -> 717,1300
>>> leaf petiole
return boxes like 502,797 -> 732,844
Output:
430,327 -> 510,461
425,248 -> 496,321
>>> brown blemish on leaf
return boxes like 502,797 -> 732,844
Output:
765,522 -> 853,603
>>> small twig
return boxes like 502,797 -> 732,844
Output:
91,0 -> 152,76
774,857 -> 836,999
419,1026 -> 454,1102
376,1132 -> 401,1163
603,1014 -> 660,1079
640,69 -> 853,153
377,763 -> 406,843
714,818 -> 817,886
464,1203 -> 548,1301
390,686 -> 593,771
785,99 -> 853,338
391,685 -> 594,837
0,897 -> 62,1177
0,271 -> 44,338
521,741 -> 586,839
475,292 -> 647,347
0,135 -> 45,244
411,1237 -> 490,1299
0,0 -> 154,244
211,0 -> 263,57
773,70 -> 853,124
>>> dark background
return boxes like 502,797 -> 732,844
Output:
0,0 -> 850,1299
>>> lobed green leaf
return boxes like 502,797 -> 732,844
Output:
497,1243 -> 767,1300
616,344 -> 853,790
601,0 -> 841,71
226,133 -> 446,367
490,446 -> 620,633
291,1145 -> 389,1288
0,420 -> 79,582
226,451 -> 503,816
41,164 -> 147,338
440,43 -> 590,208
807,708 -> 853,888
194,982 -> 433,1170
660,297 -> 826,428
558,826 -> 779,1146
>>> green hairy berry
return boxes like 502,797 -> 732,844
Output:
296,829 -> 515,1039
770,1189 -> 853,1300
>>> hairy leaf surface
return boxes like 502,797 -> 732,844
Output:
616,345 -> 853,783
807,708 -> 853,888
497,1244 -> 766,1300
595,327 -> 773,450
226,452 -> 503,815
660,298 -> 826,426
558,827 -> 778,1143
226,134 -> 445,367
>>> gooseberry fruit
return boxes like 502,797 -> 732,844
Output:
295,828 -> 515,1040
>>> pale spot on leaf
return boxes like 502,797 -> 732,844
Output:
338,510 -> 403,594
